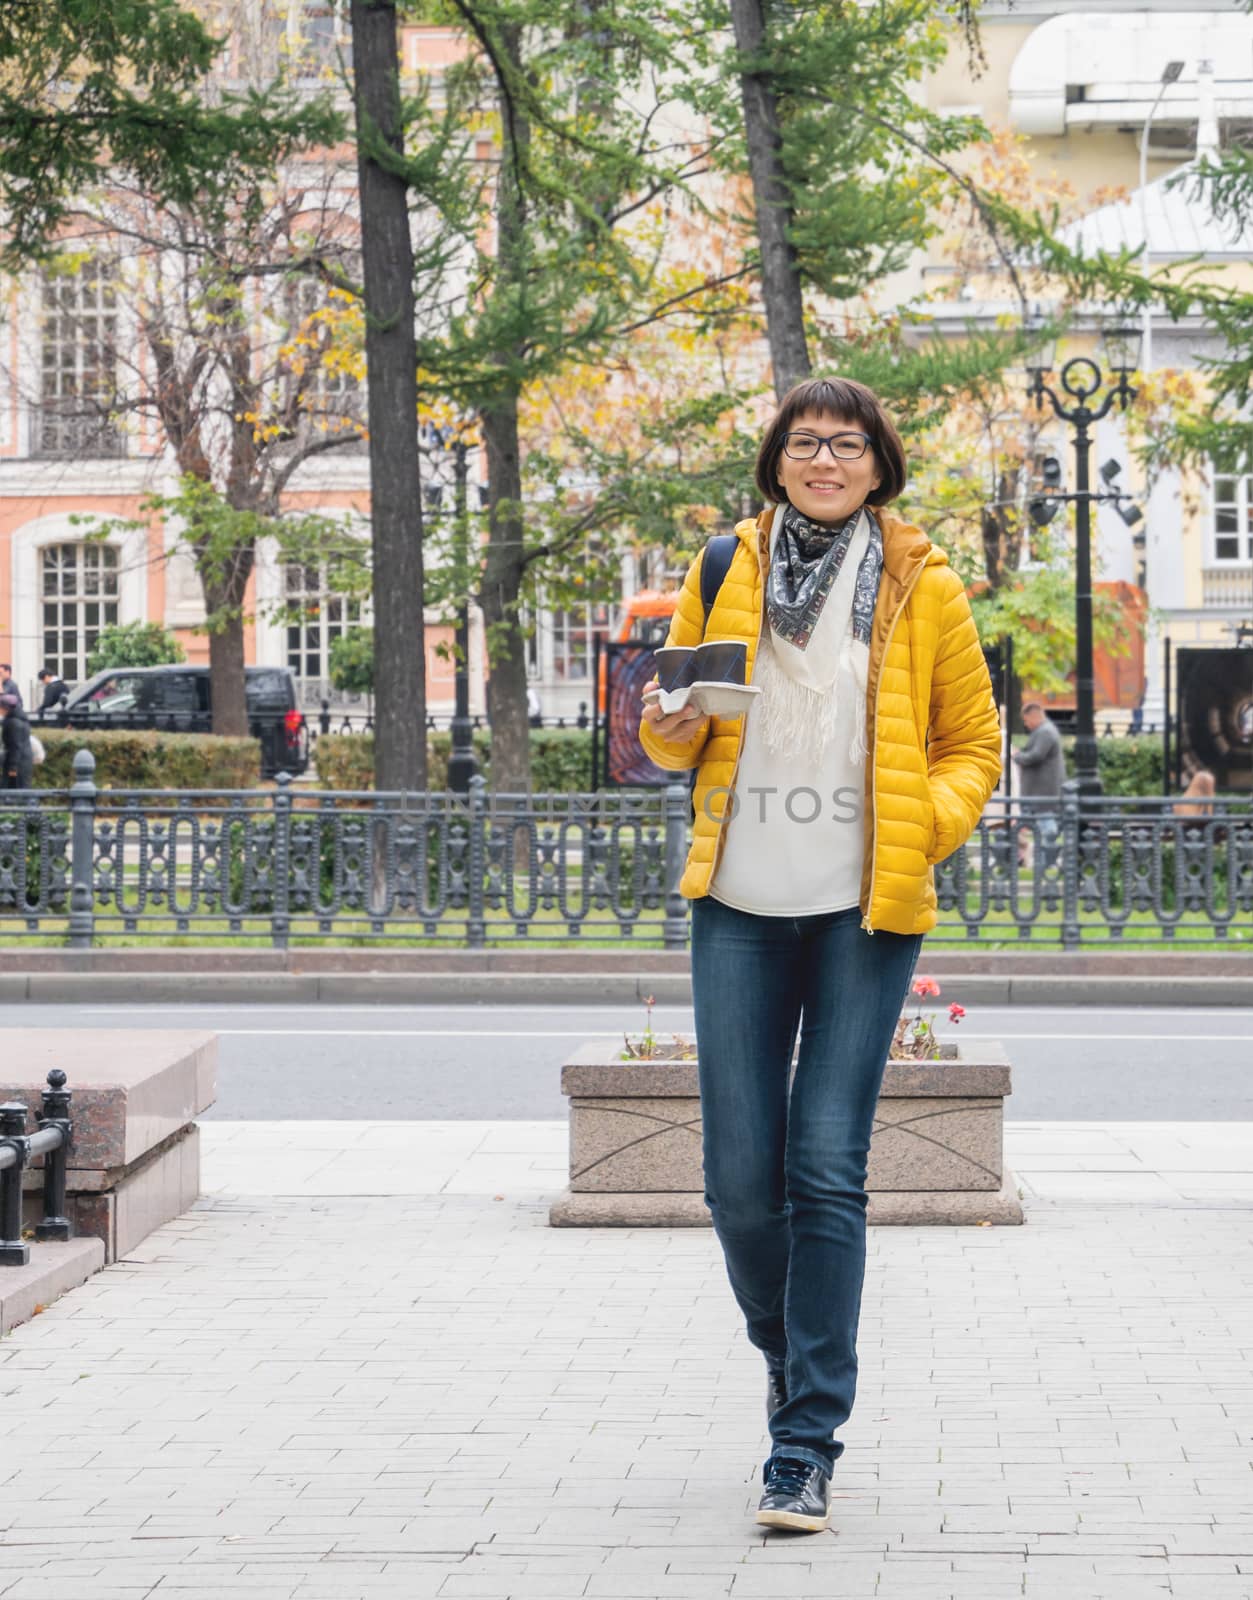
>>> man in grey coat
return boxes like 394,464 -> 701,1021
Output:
1012,702 -> 1064,868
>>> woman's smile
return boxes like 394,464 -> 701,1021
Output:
775,406 -> 881,523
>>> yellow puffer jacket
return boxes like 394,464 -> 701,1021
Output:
638,505 -> 1003,935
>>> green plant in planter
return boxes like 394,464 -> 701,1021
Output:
619,993 -> 697,1062
892,976 -> 964,1060
616,978 -> 969,1065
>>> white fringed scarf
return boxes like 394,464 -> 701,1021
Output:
755,500 -> 884,766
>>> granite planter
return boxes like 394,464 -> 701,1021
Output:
548,1038 -> 1023,1227
6,1029 -> 216,1264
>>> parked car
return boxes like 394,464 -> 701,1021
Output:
45,665 -> 309,778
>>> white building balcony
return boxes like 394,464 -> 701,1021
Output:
1201,564 -> 1253,610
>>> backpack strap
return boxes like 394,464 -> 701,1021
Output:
685,531 -> 740,815
699,532 -> 739,637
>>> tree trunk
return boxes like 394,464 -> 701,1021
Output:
476,21 -> 532,798
727,0 -> 810,398
479,389 -> 531,795
201,559 -> 252,738
350,0 -> 426,791
981,467 -> 1023,592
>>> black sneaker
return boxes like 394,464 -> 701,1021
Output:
766,1365 -> 787,1420
755,1454 -> 831,1531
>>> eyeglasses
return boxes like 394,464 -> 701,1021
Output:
781,430 -> 873,462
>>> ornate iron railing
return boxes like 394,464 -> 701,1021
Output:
1,752 -> 1250,947
935,789 -> 1253,944
0,750 -> 689,948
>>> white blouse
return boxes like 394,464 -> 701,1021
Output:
706,613 -> 866,918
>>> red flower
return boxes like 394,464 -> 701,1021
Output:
948,1002 -> 966,1022
912,976 -> 941,998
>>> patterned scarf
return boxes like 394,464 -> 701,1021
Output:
756,501 -> 884,765
766,502 -> 883,651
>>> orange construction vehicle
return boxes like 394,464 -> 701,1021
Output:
596,587 -> 679,715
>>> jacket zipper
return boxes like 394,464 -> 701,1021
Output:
860,559 -> 928,935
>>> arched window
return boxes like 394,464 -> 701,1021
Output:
42,542 -> 120,684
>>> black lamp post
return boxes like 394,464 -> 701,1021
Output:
423,419 -> 481,795
1026,327 -> 1141,799
445,433 -> 480,795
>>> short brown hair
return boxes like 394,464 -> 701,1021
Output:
754,377 -> 908,506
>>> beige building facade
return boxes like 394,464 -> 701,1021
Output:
907,2 -> 1253,731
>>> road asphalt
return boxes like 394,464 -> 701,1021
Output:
3,1000 -> 1249,1122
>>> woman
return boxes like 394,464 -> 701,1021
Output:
638,377 -> 1002,1532
0,693 -> 33,790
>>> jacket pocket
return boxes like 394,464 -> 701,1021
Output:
923,783 -> 954,867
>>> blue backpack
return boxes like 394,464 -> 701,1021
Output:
698,532 -> 740,632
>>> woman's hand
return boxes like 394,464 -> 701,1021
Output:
640,675 -> 708,741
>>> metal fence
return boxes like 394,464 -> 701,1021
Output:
935,789 -> 1253,944
1,750 -> 1250,947
0,750 -> 689,948
311,702 -> 594,736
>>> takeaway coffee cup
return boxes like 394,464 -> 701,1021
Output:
698,640 -> 747,685
654,640 -> 747,693
653,648 -> 701,693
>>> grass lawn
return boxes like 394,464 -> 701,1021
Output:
2,897 -> 1247,951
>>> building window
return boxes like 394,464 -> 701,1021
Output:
37,260 -> 123,458
291,0 -> 351,78
41,542 -> 120,684
283,260 -> 364,447
551,602 -> 611,681
520,600 -> 541,680
1212,473 -> 1253,563
284,563 -> 363,688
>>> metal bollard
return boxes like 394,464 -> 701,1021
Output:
0,1101 -> 29,1266
34,1070 -> 72,1243
68,748 -> 97,950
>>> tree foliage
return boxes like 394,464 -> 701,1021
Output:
86,620 -> 186,675
0,0 -> 343,270
328,628 -> 375,697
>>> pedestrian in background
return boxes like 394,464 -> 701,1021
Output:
0,693 -> 33,790
36,668 -> 68,714
638,375 -> 1002,1533
0,663 -> 19,707
1012,701 -> 1064,868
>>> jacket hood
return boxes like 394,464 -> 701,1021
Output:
740,504 -> 947,583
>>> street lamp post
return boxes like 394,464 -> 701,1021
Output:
1027,331 -> 1141,799
446,435 -> 479,794
1140,60 -> 1185,379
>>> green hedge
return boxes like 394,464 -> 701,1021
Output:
1070,736 -> 1163,797
34,729 -> 261,790
314,729 -> 595,792
319,729 -> 1166,797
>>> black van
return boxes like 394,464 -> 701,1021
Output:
47,665 -> 309,778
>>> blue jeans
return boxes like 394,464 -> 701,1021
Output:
690,894 -> 924,1476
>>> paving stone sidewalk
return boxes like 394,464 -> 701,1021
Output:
0,1120 -> 1251,1600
